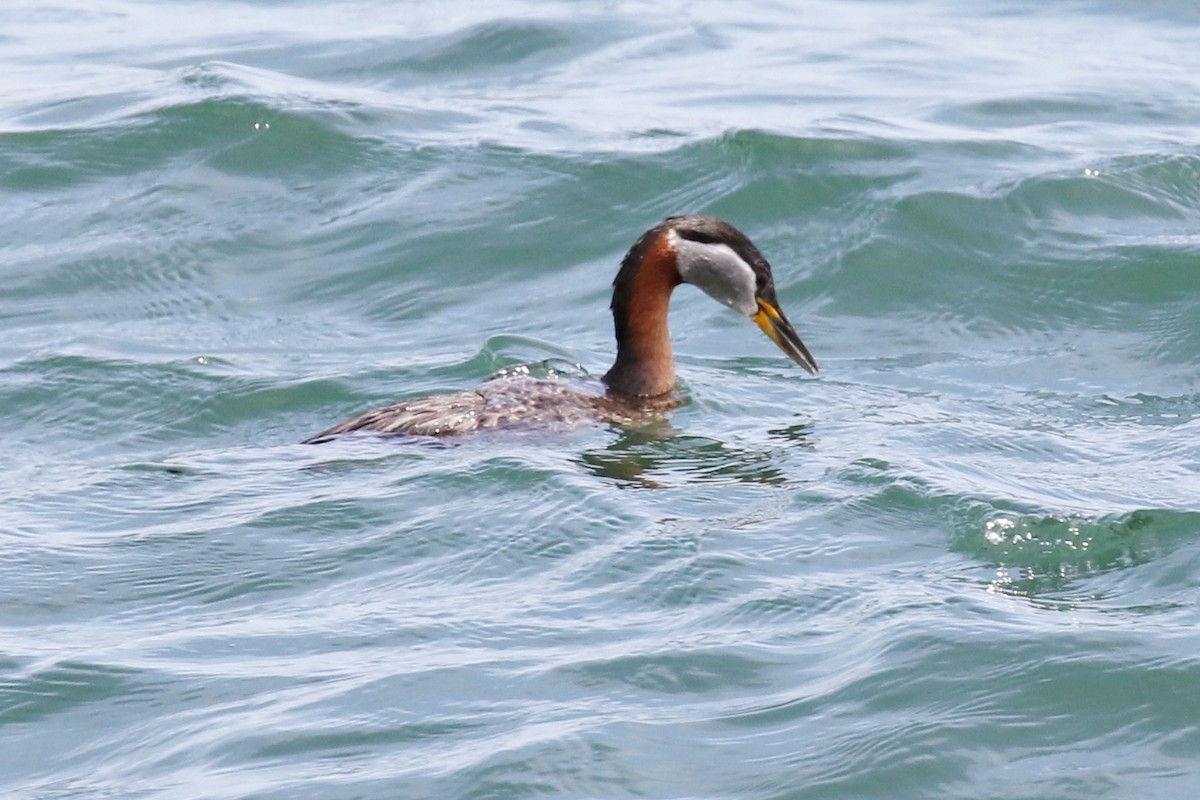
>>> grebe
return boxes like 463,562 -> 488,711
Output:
304,215 -> 817,443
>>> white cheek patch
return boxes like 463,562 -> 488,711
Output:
672,232 -> 759,317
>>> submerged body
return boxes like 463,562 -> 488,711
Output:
305,215 -> 817,442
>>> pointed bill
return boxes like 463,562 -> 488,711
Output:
752,298 -> 818,375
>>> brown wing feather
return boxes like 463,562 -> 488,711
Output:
303,376 -> 674,443
303,390 -> 486,442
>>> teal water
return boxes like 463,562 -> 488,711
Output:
3,1 -> 1200,797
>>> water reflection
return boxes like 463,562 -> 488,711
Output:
577,421 -> 814,488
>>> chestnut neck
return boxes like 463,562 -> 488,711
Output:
602,227 -> 682,398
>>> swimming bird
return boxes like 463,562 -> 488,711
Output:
304,215 -> 817,442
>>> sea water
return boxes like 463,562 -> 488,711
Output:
2,1 -> 1199,797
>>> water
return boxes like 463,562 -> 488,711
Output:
2,1 -> 1199,797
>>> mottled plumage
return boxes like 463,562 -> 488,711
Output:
303,376 -> 670,443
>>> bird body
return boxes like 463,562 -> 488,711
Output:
303,374 -> 675,443
304,215 -> 816,443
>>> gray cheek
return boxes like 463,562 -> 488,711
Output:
729,282 -> 759,317
676,239 -> 760,317
703,273 -> 758,316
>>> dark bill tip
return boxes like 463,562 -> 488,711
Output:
753,299 -> 818,375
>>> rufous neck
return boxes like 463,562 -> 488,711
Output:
603,229 -> 681,398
